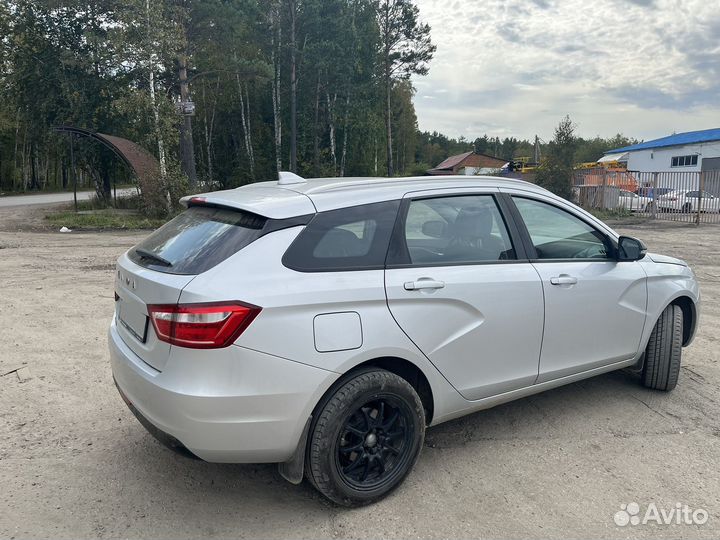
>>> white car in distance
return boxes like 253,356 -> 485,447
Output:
618,190 -> 652,212
656,190 -> 720,213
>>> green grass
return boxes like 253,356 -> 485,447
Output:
46,209 -> 167,230
73,192 -> 142,211
45,192 -> 172,230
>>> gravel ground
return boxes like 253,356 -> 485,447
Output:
1,207 -> 718,539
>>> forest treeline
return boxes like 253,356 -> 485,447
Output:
0,0 -> 636,212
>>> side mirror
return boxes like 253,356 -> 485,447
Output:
617,236 -> 647,261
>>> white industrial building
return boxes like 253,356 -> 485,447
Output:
600,128 -> 720,173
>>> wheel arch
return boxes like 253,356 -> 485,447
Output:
314,356 -> 435,426
670,295 -> 698,346
355,357 -> 435,425
280,355 -> 436,485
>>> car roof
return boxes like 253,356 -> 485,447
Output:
185,175 -> 550,219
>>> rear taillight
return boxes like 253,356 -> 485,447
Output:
147,302 -> 261,349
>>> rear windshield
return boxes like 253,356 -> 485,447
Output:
129,206 -> 267,275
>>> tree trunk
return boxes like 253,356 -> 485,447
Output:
29,143 -> 37,190
178,52 -> 198,188
289,0 -> 298,173
22,134 -> 29,191
201,81 -> 212,183
327,91 -> 337,175
270,3 -> 282,173
146,0 -> 167,181
244,83 -> 255,178
53,147 -> 59,189
313,73 -> 321,175
100,151 -> 112,201
374,137 -> 378,176
383,1 -> 393,177
13,109 -> 20,191
69,135 -> 77,211
340,94 -> 350,177
385,64 -> 393,177
146,0 -> 170,212
202,80 -> 219,186
102,167 -> 111,202
236,75 -> 255,179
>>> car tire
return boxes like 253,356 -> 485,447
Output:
305,368 -> 425,506
642,304 -> 683,391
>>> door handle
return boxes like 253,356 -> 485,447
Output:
404,279 -> 445,291
550,275 -> 578,286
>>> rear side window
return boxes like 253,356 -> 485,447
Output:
129,206 -> 266,275
283,200 -> 400,271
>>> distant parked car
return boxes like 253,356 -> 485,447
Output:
656,190 -> 720,213
637,187 -> 675,199
618,190 -> 652,212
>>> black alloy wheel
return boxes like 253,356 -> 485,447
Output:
335,397 -> 413,490
305,368 -> 425,506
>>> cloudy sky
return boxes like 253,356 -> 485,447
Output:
413,0 -> 720,142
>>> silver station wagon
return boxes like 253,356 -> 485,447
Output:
110,173 -> 700,506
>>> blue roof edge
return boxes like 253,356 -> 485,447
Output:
607,127 -> 720,154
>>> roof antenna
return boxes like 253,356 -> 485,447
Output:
278,171 -> 306,185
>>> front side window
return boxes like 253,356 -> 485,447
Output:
513,197 -> 611,260
282,200 -> 400,271
390,195 -> 515,266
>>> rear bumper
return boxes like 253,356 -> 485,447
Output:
115,379 -> 199,459
109,319 -> 338,463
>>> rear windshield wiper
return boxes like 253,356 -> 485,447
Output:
135,247 -> 173,267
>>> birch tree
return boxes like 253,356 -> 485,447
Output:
374,0 -> 435,176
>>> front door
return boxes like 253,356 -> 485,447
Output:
508,194 -> 648,382
385,191 -> 545,401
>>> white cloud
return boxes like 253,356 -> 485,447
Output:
413,0 -> 720,141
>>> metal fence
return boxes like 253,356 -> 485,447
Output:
573,169 -> 720,224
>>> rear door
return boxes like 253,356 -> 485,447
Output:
384,190 -> 544,401
505,192 -> 647,382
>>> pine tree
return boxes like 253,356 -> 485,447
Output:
374,0 -> 435,176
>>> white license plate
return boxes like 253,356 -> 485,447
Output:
118,300 -> 148,343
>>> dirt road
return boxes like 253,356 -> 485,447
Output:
1,210 -> 718,539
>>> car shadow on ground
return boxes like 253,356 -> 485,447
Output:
106,367 -> 656,511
